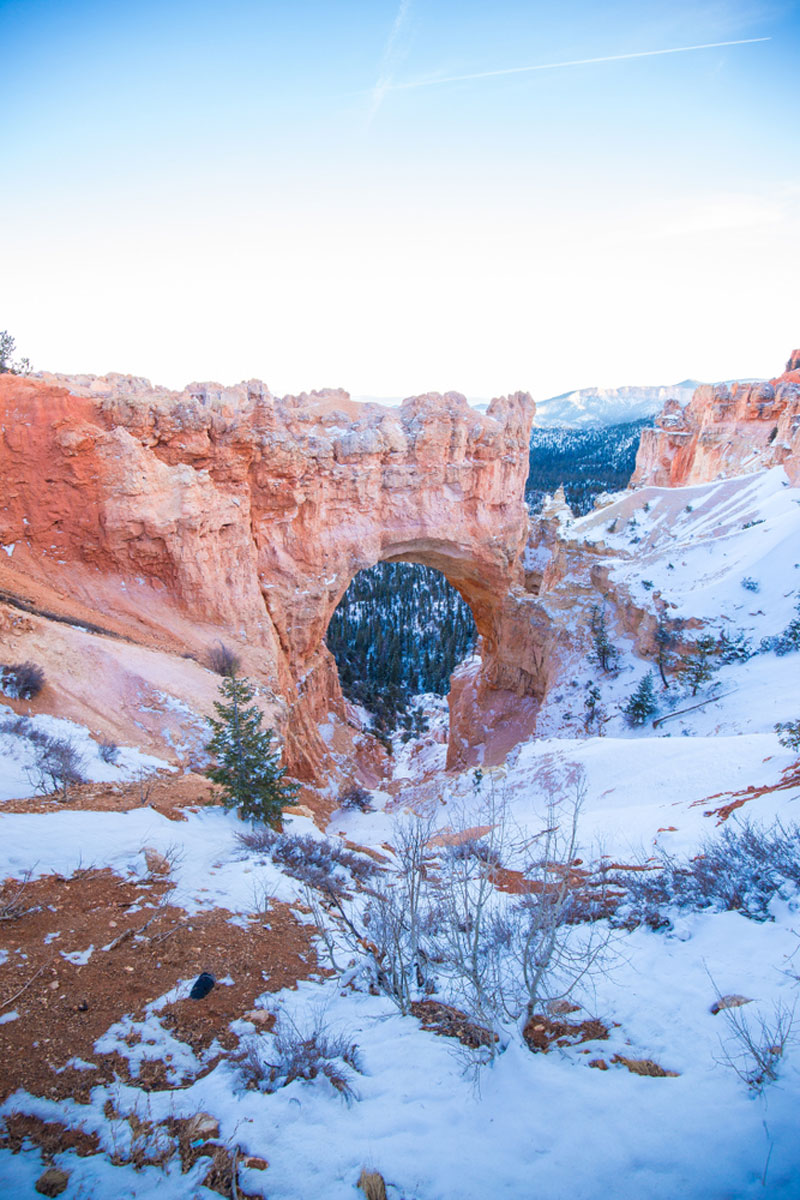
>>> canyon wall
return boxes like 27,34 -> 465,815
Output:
633,351 -> 800,488
0,372 -> 536,780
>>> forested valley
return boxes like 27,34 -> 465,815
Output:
525,418 -> 649,514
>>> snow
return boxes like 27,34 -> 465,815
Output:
60,945 -> 94,966
0,806 -> 306,913
0,704 -> 169,803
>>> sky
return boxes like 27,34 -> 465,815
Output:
1,0 -> 799,400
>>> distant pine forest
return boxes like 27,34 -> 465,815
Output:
326,419 -> 649,731
526,417 -> 649,515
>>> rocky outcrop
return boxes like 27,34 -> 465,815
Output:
0,372 -> 535,780
632,351 -> 800,488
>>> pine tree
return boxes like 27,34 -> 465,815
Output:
622,672 -> 657,726
677,635 -> 719,696
588,605 -> 621,675
653,613 -> 683,687
583,683 -> 606,733
205,673 -> 298,825
775,720 -> 800,752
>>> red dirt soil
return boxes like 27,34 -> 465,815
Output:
0,867 -> 316,1104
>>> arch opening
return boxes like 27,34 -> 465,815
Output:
325,560 -> 477,745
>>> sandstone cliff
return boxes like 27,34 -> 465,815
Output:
632,351 -> 800,488
0,372 -> 535,782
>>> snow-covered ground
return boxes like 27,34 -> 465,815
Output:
3,743 -> 799,1198
533,466 -> 800,741
2,467 -> 800,1198
0,704 -> 169,802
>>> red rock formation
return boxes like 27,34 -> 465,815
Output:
0,372 -> 536,780
632,351 -> 800,488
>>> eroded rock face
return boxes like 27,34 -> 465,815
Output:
0,372 -> 535,780
632,351 -> 800,488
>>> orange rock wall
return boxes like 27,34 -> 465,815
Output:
0,373 -> 536,779
633,351 -> 800,488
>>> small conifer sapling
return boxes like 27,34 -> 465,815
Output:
205,672 -> 298,825
678,635 -> 720,696
588,605 -> 620,675
622,672 -> 657,726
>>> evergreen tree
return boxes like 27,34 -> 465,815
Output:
653,613 -> 683,687
582,682 -> 606,733
677,635 -> 719,696
775,720 -> 800,752
588,605 -> 621,675
205,673 -> 298,824
622,672 -> 657,726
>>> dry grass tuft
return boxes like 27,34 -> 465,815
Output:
612,1054 -> 679,1077
358,1168 -> 388,1200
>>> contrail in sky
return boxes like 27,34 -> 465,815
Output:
385,37 -> 770,94
369,0 -> 413,119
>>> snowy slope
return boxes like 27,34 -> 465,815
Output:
0,704 -> 168,802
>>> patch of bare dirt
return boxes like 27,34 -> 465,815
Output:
522,1013 -> 609,1053
697,759 -> 800,823
0,772 -> 215,819
0,868 -> 316,1103
0,1114 -> 100,1158
0,1110 -> 261,1199
410,1000 -> 497,1049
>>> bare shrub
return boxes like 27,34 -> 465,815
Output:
0,714 -> 33,737
133,766 -> 159,805
613,819 -> 800,928
99,739 -> 120,764
238,825 -> 277,854
0,872 -> 39,922
27,734 -> 86,802
716,1000 -> 797,1093
0,661 -> 45,700
238,828 -> 377,891
236,1010 -> 362,1102
431,767 -> 610,1049
308,770 -> 611,1053
105,1093 -> 176,1170
207,641 -> 241,677
340,783 -> 373,812
305,811 -> 440,1014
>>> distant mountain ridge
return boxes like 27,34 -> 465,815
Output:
533,381 -> 700,428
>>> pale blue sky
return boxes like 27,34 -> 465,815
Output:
1,0 -> 798,397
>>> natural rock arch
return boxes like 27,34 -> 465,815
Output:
0,373 -> 541,779
237,389 -> 540,774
